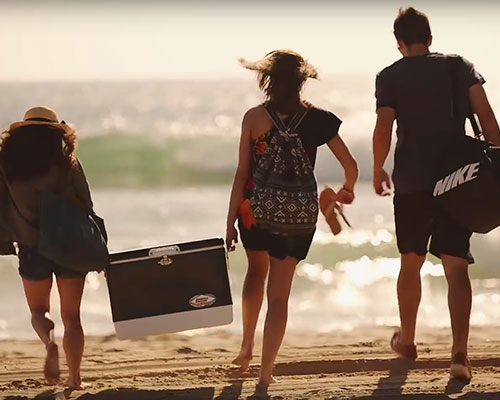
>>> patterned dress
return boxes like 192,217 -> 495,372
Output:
237,105 -> 342,261
238,131 -> 268,232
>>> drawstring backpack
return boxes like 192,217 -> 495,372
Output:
251,105 -> 318,235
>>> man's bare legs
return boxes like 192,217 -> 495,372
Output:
259,256 -> 297,385
57,277 -> 86,390
22,277 -> 60,385
441,254 -> 471,357
397,253 -> 425,346
396,253 -> 471,367
233,250 -> 270,370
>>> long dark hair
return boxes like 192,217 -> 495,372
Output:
0,124 -> 76,181
239,49 -> 318,114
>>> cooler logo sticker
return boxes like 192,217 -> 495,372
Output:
189,294 -> 216,308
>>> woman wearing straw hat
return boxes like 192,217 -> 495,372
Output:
0,107 -> 94,389
226,50 -> 359,386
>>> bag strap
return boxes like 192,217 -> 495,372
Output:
264,106 -> 292,133
446,56 -> 482,139
468,107 -> 482,138
263,105 -> 309,134
288,108 -> 309,132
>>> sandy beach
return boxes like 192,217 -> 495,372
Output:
1,326 -> 500,399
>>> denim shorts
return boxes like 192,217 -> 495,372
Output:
18,245 -> 87,280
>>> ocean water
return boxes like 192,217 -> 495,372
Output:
1,184 -> 499,340
0,78 -> 388,185
0,80 -> 499,339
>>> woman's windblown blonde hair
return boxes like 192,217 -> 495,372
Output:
239,49 -> 318,112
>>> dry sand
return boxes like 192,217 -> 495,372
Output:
1,326 -> 500,399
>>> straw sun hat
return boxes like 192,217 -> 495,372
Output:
7,106 -> 73,133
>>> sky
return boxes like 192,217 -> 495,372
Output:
0,0 -> 499,82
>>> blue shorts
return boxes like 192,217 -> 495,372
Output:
18,245 -> 87,280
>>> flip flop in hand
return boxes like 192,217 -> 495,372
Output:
319,186 -> 342,235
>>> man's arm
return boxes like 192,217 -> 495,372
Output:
469,84 -> 500,146
372,107 -> 396,195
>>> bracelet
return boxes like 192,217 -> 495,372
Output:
341,186 -> 354,194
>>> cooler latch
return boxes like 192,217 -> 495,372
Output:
149,246 -> 181,267
158,256 -> 173,266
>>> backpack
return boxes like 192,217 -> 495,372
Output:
38,165 -> 109,272
250,105 -> 318,235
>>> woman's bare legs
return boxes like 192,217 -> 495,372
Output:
21,277 -> 60,385
259,256 -> 297,385
56,277 -> 86,390
233,250 -> 269,370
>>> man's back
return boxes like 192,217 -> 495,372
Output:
376,53 -> 484,194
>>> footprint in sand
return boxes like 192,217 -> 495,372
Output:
177,346 -> 199,354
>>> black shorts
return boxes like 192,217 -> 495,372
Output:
394,191 -> 474,263
18,245 -> 87,280
238,219 -> 314,261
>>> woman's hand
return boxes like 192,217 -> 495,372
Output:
226,225 -> 238,252
336,186 -> 355,204
326,136 -> 359,203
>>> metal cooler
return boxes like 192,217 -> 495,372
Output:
106,238 -> 233,339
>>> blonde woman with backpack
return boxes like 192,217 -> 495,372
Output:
225,50 -> 359,386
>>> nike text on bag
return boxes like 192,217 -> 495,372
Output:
433,138 -> 500,233
251,106 -> 318,235
433,162 -> 480,196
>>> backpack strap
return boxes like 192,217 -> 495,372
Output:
264,105 -> 288,133
263,105 -> 309,134
287,108 -> 309,132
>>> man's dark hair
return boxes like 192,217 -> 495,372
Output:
393,7 -> 431,46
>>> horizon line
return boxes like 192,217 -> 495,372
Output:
0,73 -> 375,84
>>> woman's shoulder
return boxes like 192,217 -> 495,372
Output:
242,105 -> 271,136
304,103 -> 342,125
243,104 -> 267,120
300,103 -> 342,146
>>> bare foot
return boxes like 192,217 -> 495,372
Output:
232,353 -> 252,371
258,375 -> 277,386
31,313 -> 59,385
67,373 -> 85,390
44,339 -> 60,385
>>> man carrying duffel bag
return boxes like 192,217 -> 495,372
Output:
371,7 -> 500,381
